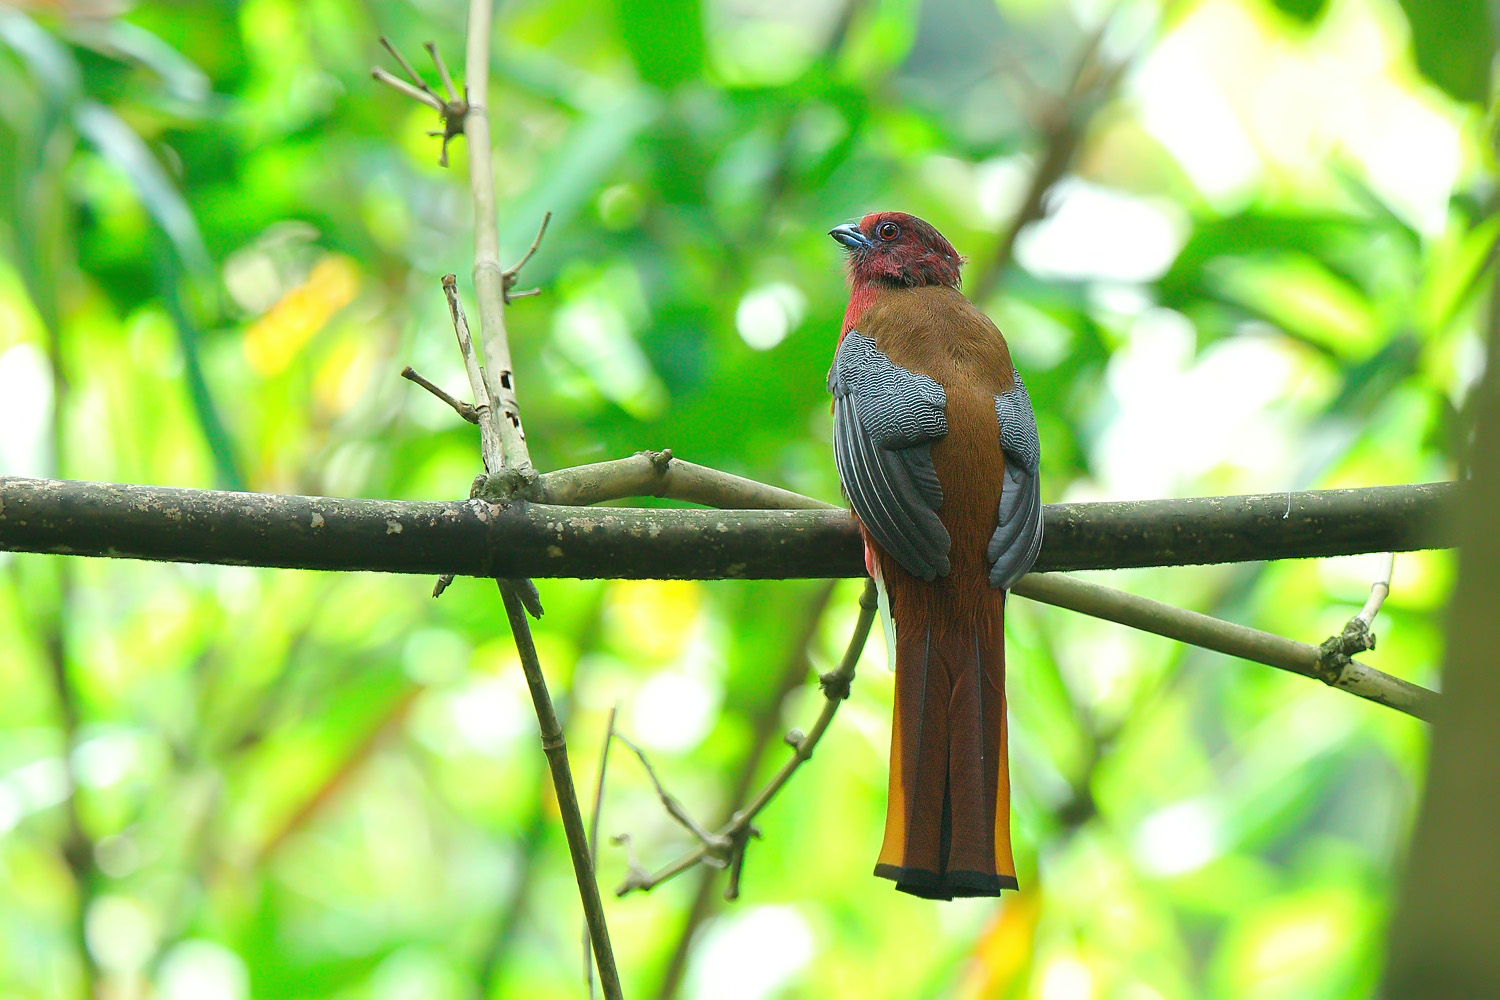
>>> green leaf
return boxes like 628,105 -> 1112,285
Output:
1396,0 -> 1494,105
73,101 -> 212,280
615,0 -> 705,89
1267,0 -> 1328,25
0,7 -> 80,101
66,19 -> 212,108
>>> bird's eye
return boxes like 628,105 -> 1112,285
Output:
876,221 -> 900,241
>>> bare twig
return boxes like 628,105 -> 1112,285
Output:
370,66 -> 446,112
1016,572 -> 1434,720
1316,551 -> 1396,688
536,449 -> 834,510
474,595 -> 606,998
615,732 -> 727,851
616,579 -> 878,897
611,832 -> 650,891
424,41 -> 459,103
378,36 -> 435,99
1356,552 -> 1396,628
400,365 -> 479,423
442,274 -> 505,472
424,275 -> 507,603
461,5 -> 532,478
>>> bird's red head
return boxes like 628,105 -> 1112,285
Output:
829,212 -> 964,289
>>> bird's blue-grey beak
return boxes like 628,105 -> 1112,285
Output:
829,223 -> 871,250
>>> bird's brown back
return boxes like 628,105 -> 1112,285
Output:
854,285 -> 1016,620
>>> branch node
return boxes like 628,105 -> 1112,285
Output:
610,833 -> 652,896
818,671 -> 852,701
641,448 -> 675,474
1317,617 -> 1375,685
510,577 -> 545,619
478,465 -> 541,503
372,38 -> 468,165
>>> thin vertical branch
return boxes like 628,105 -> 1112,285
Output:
451,0 -> 619,988
499,581 -> 623,1000
442,275 -> 504,474
473,600 -> 603,997
462,0 -> 531,475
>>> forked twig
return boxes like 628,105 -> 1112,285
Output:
371,37 -> 470,166
503,210 -> 552,302
378,37 -> 433,99
615,579 -> 878,898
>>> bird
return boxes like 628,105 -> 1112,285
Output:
826,211 -> 1043,899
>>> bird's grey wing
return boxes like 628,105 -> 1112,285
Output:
828,331 -> 950,580
987,371 -> 1043,590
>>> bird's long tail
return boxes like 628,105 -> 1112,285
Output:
874,594 -> 1016,899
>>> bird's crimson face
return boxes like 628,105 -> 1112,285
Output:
829,212 -> 964,288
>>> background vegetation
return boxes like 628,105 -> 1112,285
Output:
0,0 -> 1492,997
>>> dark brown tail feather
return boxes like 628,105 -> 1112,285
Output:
874,602 -> 1016,899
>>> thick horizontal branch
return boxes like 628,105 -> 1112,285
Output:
0,477 -> 1458,579
0,473 -> 1441,717
0,477 -> 1459,577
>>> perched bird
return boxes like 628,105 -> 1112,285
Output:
827,212 -> 1042,899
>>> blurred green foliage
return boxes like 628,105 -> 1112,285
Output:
0,0 -> 1490,998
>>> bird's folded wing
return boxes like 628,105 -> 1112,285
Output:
987,371 -> 1043,589
828,331 -> 951,580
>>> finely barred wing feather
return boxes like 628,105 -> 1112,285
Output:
828,332 -> 951,580
987,371 -> 1043,590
